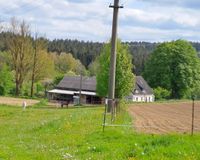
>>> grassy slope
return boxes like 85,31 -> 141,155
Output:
0,105 -> 200,160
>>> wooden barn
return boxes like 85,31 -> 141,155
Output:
48,76 -> 102,104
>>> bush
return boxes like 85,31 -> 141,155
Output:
0,85 -> 5,95
35,82 -> 45,98
0,65 -> 14,95
21,82 -> 31,97
154,87 -> 170,100
53,74 -> 64,86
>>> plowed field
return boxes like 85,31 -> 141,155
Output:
129,101 -> 200,134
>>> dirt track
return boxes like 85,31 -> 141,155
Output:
129,102 -> 200,134
0,97 -> 39,106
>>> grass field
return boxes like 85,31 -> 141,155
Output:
0,104 -> 200,160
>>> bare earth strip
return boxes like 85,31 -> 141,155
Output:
0,96 -> 39,106
129,102 -> 200,134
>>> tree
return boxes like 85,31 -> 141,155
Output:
0,51 -> 11,67
53,75 -> 63,86
54,53 -> 76,73
30,36 -> 55,97
153,87 -> 170,100
3,31 -> 200,75
52,52 -> 87,75
0,64 -> 13,95
88,57 -> 100,76
143,40 -> 200,99
96,40 -> 135,99
7,18 -> 33,96
73,59 -> 88,76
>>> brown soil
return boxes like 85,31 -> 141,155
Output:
129,101 -> 200,134
0,96 -> 39,106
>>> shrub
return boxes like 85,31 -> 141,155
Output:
154,87 -> 170,100
0,65 -> 14,95
53,74 -> 64,86
0,85 -> 5,95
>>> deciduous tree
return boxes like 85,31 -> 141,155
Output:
30,36 -> 54,97
143,40 -> 200,99
7,18 -> 33,96
88,58 -> 100,76
96,40 -> 135,99
52,52 -> 87,75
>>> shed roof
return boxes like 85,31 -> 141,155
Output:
55,75 -> 153,96
56,76 -> 96,92
48,89 -> 75,95
48,89 -> 96,96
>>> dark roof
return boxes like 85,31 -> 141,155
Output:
56,75 -> 153,95
133,76 -> 153,95
56,76 -> 96,92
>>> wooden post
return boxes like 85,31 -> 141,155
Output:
108,0 -> 123,112
103,99 -> 108,132
191,97 -> 195,136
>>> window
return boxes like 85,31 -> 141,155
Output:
142,89 -> 146,93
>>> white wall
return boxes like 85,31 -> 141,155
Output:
129,94 -> 154,102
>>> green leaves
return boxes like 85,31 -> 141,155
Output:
143,40 -> 200,99
96,40 -> 135,98
153,87 -> 170,100
0,64 -> 13,95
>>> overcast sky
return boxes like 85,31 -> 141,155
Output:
1,0 -> 200,42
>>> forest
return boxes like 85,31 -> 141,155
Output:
1,32 -> 200,76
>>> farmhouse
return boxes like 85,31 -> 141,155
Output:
48,76 -> 102,104
126,76 -> 154,102
48,75 -> 154,104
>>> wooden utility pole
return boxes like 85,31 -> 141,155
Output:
30,33 -> 37,97
108,0 -> 123,112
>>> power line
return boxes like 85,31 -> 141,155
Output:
121,0 -> 129,6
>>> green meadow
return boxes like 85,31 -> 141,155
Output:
0,104 -> 200,160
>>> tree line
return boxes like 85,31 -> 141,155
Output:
1,32 -> 200,76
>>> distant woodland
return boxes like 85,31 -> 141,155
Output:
1,31 -> 200,76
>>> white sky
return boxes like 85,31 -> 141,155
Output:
1,0 -> 200,42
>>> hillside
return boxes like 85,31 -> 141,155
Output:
1,32 -> 200,75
